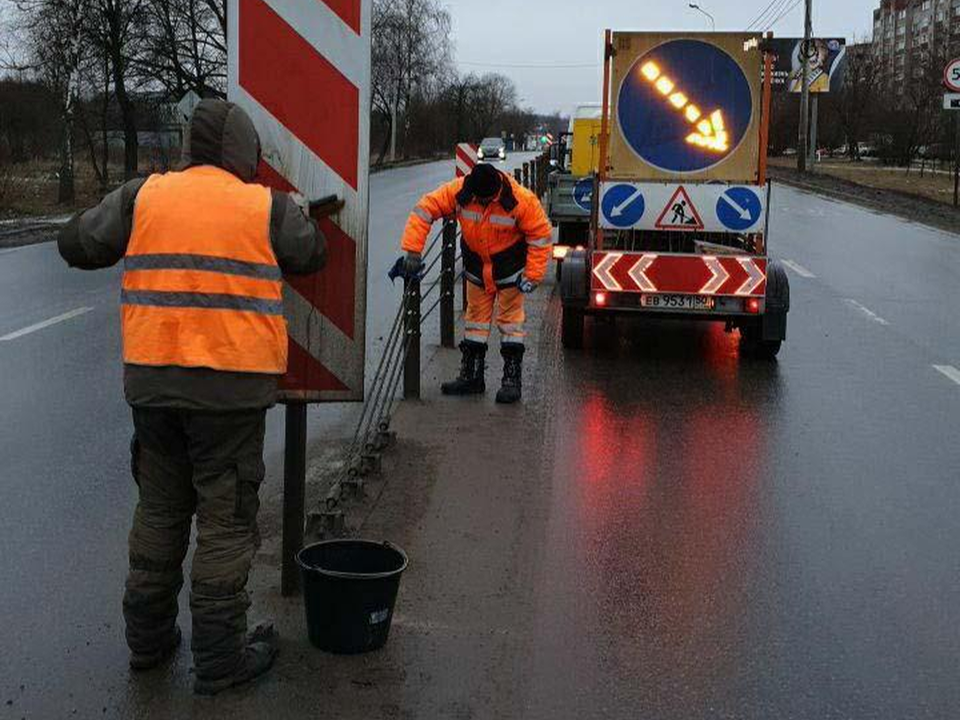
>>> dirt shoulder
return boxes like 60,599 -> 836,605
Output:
769,163 -> 960,237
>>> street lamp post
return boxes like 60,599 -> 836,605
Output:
688,3 -> 715,31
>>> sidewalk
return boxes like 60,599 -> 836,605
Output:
105,279 -> 559,718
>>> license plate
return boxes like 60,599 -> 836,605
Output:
640,294 -> 715,311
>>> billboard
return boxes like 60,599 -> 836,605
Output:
607,32 -> 763,183
769,38 -> 847,93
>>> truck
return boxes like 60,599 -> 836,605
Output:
559,30 -> 789,359
546,104 -> 602,264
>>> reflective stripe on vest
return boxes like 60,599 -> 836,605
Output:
121,167 -> 287,375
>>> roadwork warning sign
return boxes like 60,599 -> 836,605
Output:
654,186 -> 703,231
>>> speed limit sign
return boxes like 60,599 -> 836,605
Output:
945,58 -> 960,92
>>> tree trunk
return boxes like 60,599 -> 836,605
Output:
389,99 -> 398,162
58,109 -> 75,205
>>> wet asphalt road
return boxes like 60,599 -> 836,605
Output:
524,185 -> 960,719
1,170 -> 958,718
0,154 -> 536,718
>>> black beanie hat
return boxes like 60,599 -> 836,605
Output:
469,162 -> 502,199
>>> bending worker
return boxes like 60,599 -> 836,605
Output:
57,99 -> 325,695
399,162 -> 553,403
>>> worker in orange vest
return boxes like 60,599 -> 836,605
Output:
399,163 -> 553,403
57,99 -> 325,695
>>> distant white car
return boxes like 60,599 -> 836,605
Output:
477,137 -> 506,161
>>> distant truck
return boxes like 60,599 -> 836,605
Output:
547,104 -> 602,263
559,31 -> 790,359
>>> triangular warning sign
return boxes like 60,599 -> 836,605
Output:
654,186 -> 704,232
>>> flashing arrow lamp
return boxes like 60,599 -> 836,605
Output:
616,39 -> 753,173
639,61 -> 728,152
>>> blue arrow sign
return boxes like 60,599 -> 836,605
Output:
715,186 -> 762,231
601,184 -> 645,228
617,39 -> 753,173
573,178 -> 594,211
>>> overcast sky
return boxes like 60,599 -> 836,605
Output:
448,0 -> 877,114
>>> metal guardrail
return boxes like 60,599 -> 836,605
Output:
282,151 -> 555,593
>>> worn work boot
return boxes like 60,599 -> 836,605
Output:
129,626 -> 182,671
193,637 -> 280,696
441,340 -> 487,395
495,344 -> 524,404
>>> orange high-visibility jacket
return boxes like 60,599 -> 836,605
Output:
401,173 -> 553,293
121,166 -> 287,375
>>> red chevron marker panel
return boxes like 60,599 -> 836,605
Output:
591,252 -> 767,297
229,0 -> 371,402
456,143 -> 478,178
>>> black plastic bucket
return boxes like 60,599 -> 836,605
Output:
296,539 -> 408,654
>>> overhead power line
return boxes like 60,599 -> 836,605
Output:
767,0 -> 804,30
747,0 -> 785,30
748,0 -> 793,30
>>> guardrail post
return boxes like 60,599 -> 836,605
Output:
514,168 -> 522,184
440,219 -> 456,348
281,401 -> 307,596
403,277 -> 421,399
531,157 -> 538,192
522,162 -> 530,189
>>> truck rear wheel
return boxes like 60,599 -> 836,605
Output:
739,322 -> 781,359
561,305 -> 584,349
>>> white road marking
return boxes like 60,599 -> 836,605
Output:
0,307 -> 94,342
843,299 -> 889,326
781,259 -> 816,278
933,365 -> 960,387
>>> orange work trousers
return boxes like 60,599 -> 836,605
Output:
464,282 -> 525,346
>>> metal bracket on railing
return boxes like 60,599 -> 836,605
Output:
440,219 -> 457,348
403,277 -> 421,400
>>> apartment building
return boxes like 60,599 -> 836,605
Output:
872,0 -> 960,93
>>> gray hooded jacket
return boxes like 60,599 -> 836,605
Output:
58,99 -> 326,410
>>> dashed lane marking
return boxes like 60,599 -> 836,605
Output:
0,306 -> 94,342
781,259 -> 816,278
933,365 -> 960,387
843,299 -> 889,326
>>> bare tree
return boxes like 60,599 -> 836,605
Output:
138,0 -> 226,99
12,0 -> 87,203
88,0 -> 149,179
833,43 -> 879,161
467,73 -> 517,139
372,0 -> 451,162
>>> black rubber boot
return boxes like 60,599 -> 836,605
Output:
193,639 -> 279,696
129,626 -> 182,671
441,340 -> 487,395
495,344 -> 524,404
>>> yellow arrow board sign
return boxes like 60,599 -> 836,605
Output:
608,32 -> 763,182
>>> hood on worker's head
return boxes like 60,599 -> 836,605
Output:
182,99 -> 261,182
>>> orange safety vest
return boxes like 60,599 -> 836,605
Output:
121,166 -> 287,375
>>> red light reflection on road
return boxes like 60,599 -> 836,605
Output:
561,361 -> 767,686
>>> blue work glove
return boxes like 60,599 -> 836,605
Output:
388,252 -> 424,283
517,275 -> 538,294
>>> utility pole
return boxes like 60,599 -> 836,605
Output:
798,0 -> 813,173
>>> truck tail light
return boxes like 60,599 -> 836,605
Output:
746,298 -> 761,314
594,291 -> 607,307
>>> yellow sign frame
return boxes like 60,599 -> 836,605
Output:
606,32 -> 764,183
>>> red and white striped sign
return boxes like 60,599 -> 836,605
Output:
592,252 -> 767,297
228,0 -> 371,402
456,143 -> 479,178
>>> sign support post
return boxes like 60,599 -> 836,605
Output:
808,94 -> 819,169
281,402 -> 307,596
954,113 -> 959,208
798,0 -> 814,173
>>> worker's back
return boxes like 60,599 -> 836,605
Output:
122,166 -> 286,376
